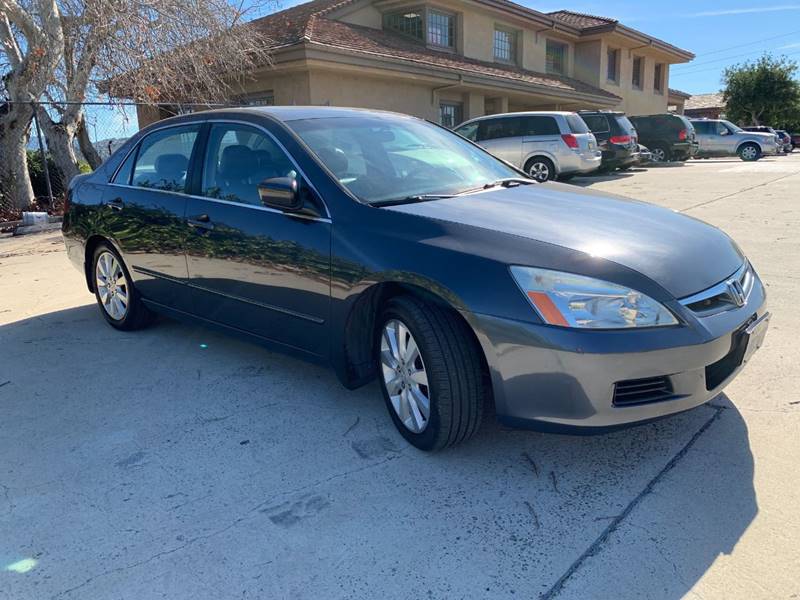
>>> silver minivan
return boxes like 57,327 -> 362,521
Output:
454,111 -> 601,182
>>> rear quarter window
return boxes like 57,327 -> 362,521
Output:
521,116 -> 560,136
566,114 -> 590,134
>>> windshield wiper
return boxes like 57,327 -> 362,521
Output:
481,177 -> 535,189
370,194 -> 455,207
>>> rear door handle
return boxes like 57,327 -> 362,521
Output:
108,198 -> 124,211
188,214 -> 214,231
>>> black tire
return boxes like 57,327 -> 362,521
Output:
92,243 -> 153,330
525,156 -> 555,182
376,296 -> 485,451
651,144 -> 671,163
738,143 -> 761,162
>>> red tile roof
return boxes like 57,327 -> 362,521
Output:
252,0 -> 620,101
546,10 -> 617,29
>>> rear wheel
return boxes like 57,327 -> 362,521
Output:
651,144 -> 670,163
92,243 -> 152,330
376,296 -> 484,451
526,156 -> 555,182
738,143 -> 761,162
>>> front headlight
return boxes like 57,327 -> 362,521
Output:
510,266 -> 678,329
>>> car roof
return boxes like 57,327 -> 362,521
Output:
457,111 -> 577,126
210,105 -> 418,122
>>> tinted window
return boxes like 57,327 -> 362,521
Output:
614,116 -> 636,135
566,114 -> 590,134
521,116 -> 560,136
581,114 -> 609,133
478,117 -> 522,140
692,121 -> 712,134
455,122 -> 479,141
112,148 -> 136,185
202,124 -> 296,206
288,116 -> 519,205
132,125 -> 199,192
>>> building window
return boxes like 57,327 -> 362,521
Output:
428,10 -> 454,48
494,28 -> 516,63
384,10 -> 424,41
632,56 -> 644,90
440,102 -> 462,129
546,40 -> 567,75
607,47 -> 619,83
654,63 -> 665,94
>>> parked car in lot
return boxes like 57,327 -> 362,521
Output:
774,130 -> 793,153
636,144 -> 653,165
578,110 -> 639,171
741,126 -> 784,153
791,132 -> 800,151
628,114 -> 697,162
691,119 -> 779,161
63,107 -> 769,451
453,111 -> 601,182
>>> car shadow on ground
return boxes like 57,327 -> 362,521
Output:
0,305 -> 757,599
569,170 -> 639,186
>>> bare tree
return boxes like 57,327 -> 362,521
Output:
37,0 -> 276,188
0,0 -> 64,210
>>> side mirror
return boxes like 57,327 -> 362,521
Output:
258,177 -> 303,212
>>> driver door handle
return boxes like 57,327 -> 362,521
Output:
108,198 -> 124,211
188,214 -> 214,231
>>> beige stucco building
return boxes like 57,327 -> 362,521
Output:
139,0 -> 694,128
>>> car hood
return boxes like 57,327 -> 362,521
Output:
386,184 -> 744,299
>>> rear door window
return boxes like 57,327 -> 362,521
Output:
521,116 -> 560,136
478,117 -> 524,141
614,115 -> 636,135
131,125 -> 200,193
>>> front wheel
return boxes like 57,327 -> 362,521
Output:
92,243 -> 153,330
738,143 -> 761,162
376,296 -> 485,451
526,157 -> 555,182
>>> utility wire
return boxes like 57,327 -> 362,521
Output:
670,48 -> 800,77
673,28 -> 800,65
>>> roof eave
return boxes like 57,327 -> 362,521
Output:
580,23 -> 694,61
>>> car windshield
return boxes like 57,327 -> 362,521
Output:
723,120 -> 743,133
287,116 -> 521,204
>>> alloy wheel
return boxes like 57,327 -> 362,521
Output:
95,251 -> 129,320
529,162 -> 550,182
651,148 -> 666,162
380,319 -> 430,433
741,146 -> 758,160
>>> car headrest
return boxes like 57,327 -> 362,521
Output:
154,154 -> 188,181
219,145 -> 254,180
316,147 -> 348,177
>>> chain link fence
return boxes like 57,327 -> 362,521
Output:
0,101 -> 230,224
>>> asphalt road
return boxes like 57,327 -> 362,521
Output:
1,154 -> 798,599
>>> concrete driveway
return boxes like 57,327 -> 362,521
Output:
1,154 -> 798,599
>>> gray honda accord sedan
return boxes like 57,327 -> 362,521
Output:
62,107 -> 769,451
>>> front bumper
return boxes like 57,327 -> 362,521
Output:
474,274 -> 768,432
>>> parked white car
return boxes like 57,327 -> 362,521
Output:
454,111 -> 601,182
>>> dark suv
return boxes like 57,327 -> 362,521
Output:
578,111 -> 639,171
628,114 -> 697,162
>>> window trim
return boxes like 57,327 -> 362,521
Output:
606,47 -> 620,84
383,6 -> 425,42
109,119 -> 331,222
632,55 -> 644,91
427,8 -> 456,49
545,38 -> 568,76
654,62 -> 665,95
493,25 -> 518,64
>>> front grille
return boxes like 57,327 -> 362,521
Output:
680,262 -> 754,317
613,376 -> 674,406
